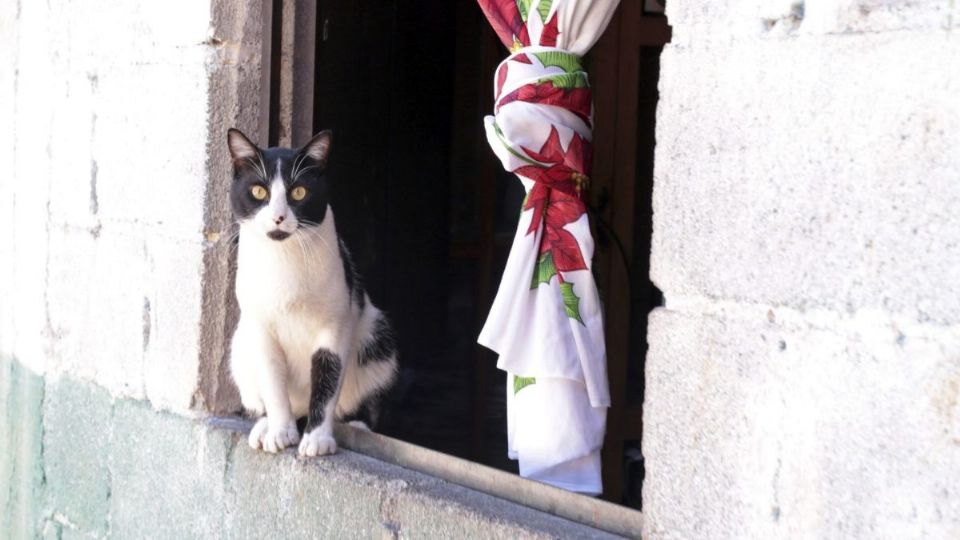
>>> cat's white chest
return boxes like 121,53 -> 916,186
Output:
236,221 -> 344,314
233,219 -> 353,417
236,246 -> 311,312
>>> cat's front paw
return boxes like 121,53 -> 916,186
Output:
298,429 -> 337,457
248,417 -> 300,453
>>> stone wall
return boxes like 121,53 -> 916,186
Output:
644,1 -> 960,538
0,0 -> 258,414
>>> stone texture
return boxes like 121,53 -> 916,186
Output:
667,0 -> 960,42
41,375 -> 114,536
108,401 -> 233,539
644,307 -> 960,539
652,29 -> 960,324
196,0 -> 270,415
2,360 -> 623,539
0,2 -> 17,361
648,2 -> 960,537
224,446 -> 391,539
0,0 -> 213,410
391,479 -> 614,540
0,0 -> 265,414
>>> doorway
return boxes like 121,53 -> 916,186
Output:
270,0 -> 669,508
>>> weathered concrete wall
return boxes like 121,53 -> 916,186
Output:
645,1 -> 960,538
0,356 -> 621,539
0,0 -> 257,414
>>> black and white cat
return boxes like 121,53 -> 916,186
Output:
227,128 -> 397,457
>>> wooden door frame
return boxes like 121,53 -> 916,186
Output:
591,2 -> 671,502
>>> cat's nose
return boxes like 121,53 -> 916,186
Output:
274,215 -> 285,225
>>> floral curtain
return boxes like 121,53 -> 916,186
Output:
476,0 -> 619,494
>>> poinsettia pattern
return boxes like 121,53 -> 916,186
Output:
477,0 -> 618,495
478,0 -> 531,50
496,80 -> 592,126
515,128 -> 593,323
479,0 -> 598,326
540,12 -> 560,46
516,127 -> 592,216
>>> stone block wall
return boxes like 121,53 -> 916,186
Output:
644,1 -> 960,538
0,0 -> 260,414
0,0 -> 261,535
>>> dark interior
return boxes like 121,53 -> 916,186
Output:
291,1 -> 662,509
307,1 -> 519,471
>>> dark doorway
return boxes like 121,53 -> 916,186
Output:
293,1 -> 668,507
310,1 -> 520,471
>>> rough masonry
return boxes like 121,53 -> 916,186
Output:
645,1 -> 960,538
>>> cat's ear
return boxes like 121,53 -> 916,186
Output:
227,128 -> 261,162
298,130 -> 332,166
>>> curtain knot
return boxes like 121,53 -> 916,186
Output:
493,47 -> 592,130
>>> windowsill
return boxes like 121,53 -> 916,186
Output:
208,417 -> 643,538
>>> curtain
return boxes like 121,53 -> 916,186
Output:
476,0 -> 619,495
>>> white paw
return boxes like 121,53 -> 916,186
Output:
298,429 -> 337,457
248,418 -> 300,453
248,417 -> 269,448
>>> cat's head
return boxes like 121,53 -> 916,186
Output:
227,128 -> 332,241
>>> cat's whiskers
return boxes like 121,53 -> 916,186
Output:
245,155 -> 268,181
303,231 -> 326,267
293,230 -> 309,262
298,220 -> 333,260
295,222 -> 334,259
296,227 -> 329,256
217,228 -> 242,256
291,153 -> 307,181
292,165 -> 318,182
299,228 -> 322,259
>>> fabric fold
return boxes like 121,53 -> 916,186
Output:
476,0 -> 620,494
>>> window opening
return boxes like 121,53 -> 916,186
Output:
256,0 -> 669,511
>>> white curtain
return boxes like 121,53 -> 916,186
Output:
476,0 -> 620,494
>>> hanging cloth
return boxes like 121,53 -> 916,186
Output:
476,0 -> 619,495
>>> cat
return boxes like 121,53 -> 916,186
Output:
226,128 -> 398,457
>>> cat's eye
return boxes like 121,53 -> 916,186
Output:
250,185 -> 268,200
290,186 -> 307,201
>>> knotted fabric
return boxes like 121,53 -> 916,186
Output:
476,0 -> 619,494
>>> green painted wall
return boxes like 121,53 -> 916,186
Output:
1,356 -> 44,539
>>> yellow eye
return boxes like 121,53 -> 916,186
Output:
291,186 -> 307,201
250,185 -> 268,200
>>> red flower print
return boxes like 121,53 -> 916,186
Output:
496,80 -> 593,126
514,127 -> 593,274
477,0 -> 530,50
522,185 -> 588,272
518,127 -> 592,189
497,63 -> 509,97
540,13 -> 560,46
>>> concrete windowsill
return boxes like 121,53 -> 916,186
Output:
208,417 -> 643,539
